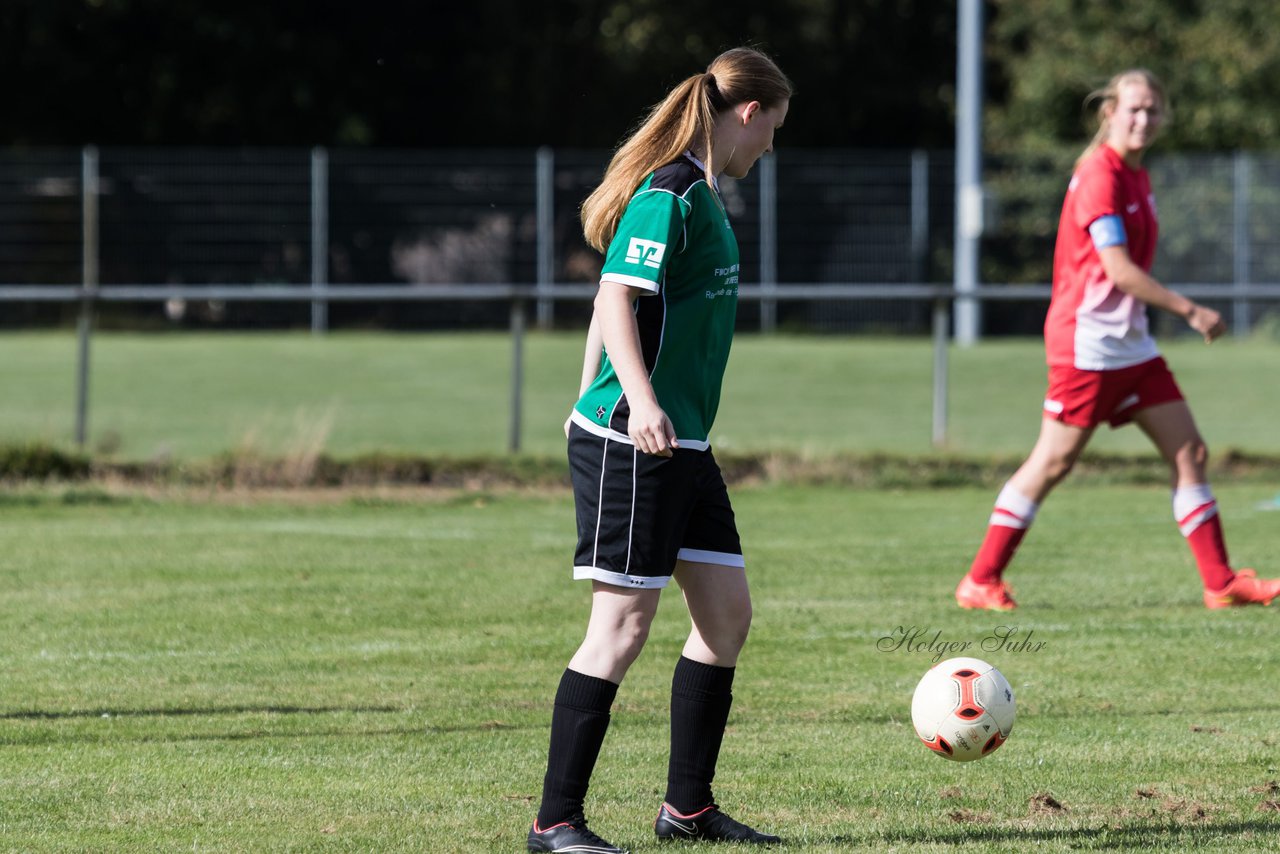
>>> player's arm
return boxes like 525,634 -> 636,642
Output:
1091,216 -> 1226,343
576,312 -> 603,396
594,281 -> 677,457
565,312 -> 604,437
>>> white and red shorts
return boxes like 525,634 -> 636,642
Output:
1043,356 -> 1184,429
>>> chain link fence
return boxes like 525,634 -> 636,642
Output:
2,146 -> 1280,335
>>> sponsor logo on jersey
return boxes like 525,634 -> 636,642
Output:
706,263 -> 740,297
705,286 -> 739,300
625,237 -> 666,269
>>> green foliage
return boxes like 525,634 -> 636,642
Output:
0,442 -> 89,480
11,2 -> 1280,152
988,0 -> 1280,152
4,0 -> 961,149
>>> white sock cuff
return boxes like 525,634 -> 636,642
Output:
993,482 -> 1039,525
1172,483 -> 1215,521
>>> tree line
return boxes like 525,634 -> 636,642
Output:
8,0 -> 1279,153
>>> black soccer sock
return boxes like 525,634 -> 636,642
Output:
535,668 -> 619,828
664,655 -> 736,814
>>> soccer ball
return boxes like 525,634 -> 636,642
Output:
911,657 -> 1015,761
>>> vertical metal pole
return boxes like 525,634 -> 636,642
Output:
1232,151 -> 1251,334
931,296 -> 950,447
535,147 -> 555,329
759,152 -> 778,333
910,149 -> 929,285
954,0 -> 984,346
509,296 -> 526,453
75,145 -> 100,449
310,147 -> 329,335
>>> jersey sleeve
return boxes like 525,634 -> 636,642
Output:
1071,158 -> 1121,232
600,189 -> 691,294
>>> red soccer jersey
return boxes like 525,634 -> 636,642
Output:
1045,145 -> 1160,370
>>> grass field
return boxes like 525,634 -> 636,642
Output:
3,482 -> 1279,852
2,330 -> 1279,851
3,331 -> 1280,460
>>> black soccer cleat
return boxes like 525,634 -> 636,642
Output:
528,816 -> 629,854
654,803 -> 780,844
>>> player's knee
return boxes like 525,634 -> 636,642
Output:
718,604 -> 754,654
613,616 -> 653,664
1043,452 -> 1077,484
1169,435 -> 1209,475
1188,438 -> 1209,468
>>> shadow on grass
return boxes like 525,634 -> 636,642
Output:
0,704 -> 402,720
819,817 -> 1280,848
0,705 -> 540,747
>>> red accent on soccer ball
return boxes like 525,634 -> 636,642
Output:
951,668 -> 984,720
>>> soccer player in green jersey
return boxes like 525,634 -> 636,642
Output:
528,48 -> 791,854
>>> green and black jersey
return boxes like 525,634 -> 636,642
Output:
572,154 -> 740,451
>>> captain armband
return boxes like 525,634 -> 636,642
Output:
1088,215 -> 1127,250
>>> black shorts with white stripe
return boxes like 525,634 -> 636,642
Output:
567,423 -> 743,589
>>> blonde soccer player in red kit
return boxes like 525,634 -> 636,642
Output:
956,69 -> 1280,612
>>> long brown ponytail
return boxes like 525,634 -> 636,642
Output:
581,47 -> 792,253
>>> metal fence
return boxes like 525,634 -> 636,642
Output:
3,146 -> 1280,449
5,146 -> 1280,332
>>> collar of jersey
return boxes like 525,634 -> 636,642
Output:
682,151 -> 720,193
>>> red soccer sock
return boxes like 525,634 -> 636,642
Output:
969,525 -> 1028,585
968,484 -> 1038,585
1174,485 -> 1234,591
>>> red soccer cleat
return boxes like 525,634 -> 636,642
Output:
1203,568 -> 1280,609
955,574 -> 1017,611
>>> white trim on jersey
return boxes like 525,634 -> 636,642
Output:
574,564 -> 671,589
682,151 -> 719,192
601,272 -> 661,293
1071,309 -> 1161,370
1114,393 -> 1140,414
676,548 -> 746,568
626,444 -> 637,575
590,435 -> 608,568
568,409 -> 711,451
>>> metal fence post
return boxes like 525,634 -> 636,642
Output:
310,147 -> 330,335
509,294 -> 526,453
931,295 -> 950,447
910,150 -> 929,285
1233,150 -> 1252,335
759,152 -> 778,333
535,147 -> 555,329
75,145 -> 100,449
954,0 -> 984,346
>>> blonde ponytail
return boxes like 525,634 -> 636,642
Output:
1075,68 -> 1167,170
581,48 -> 792,253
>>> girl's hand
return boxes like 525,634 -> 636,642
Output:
1186,304 -> 1226,343
627,399 -> 678,457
